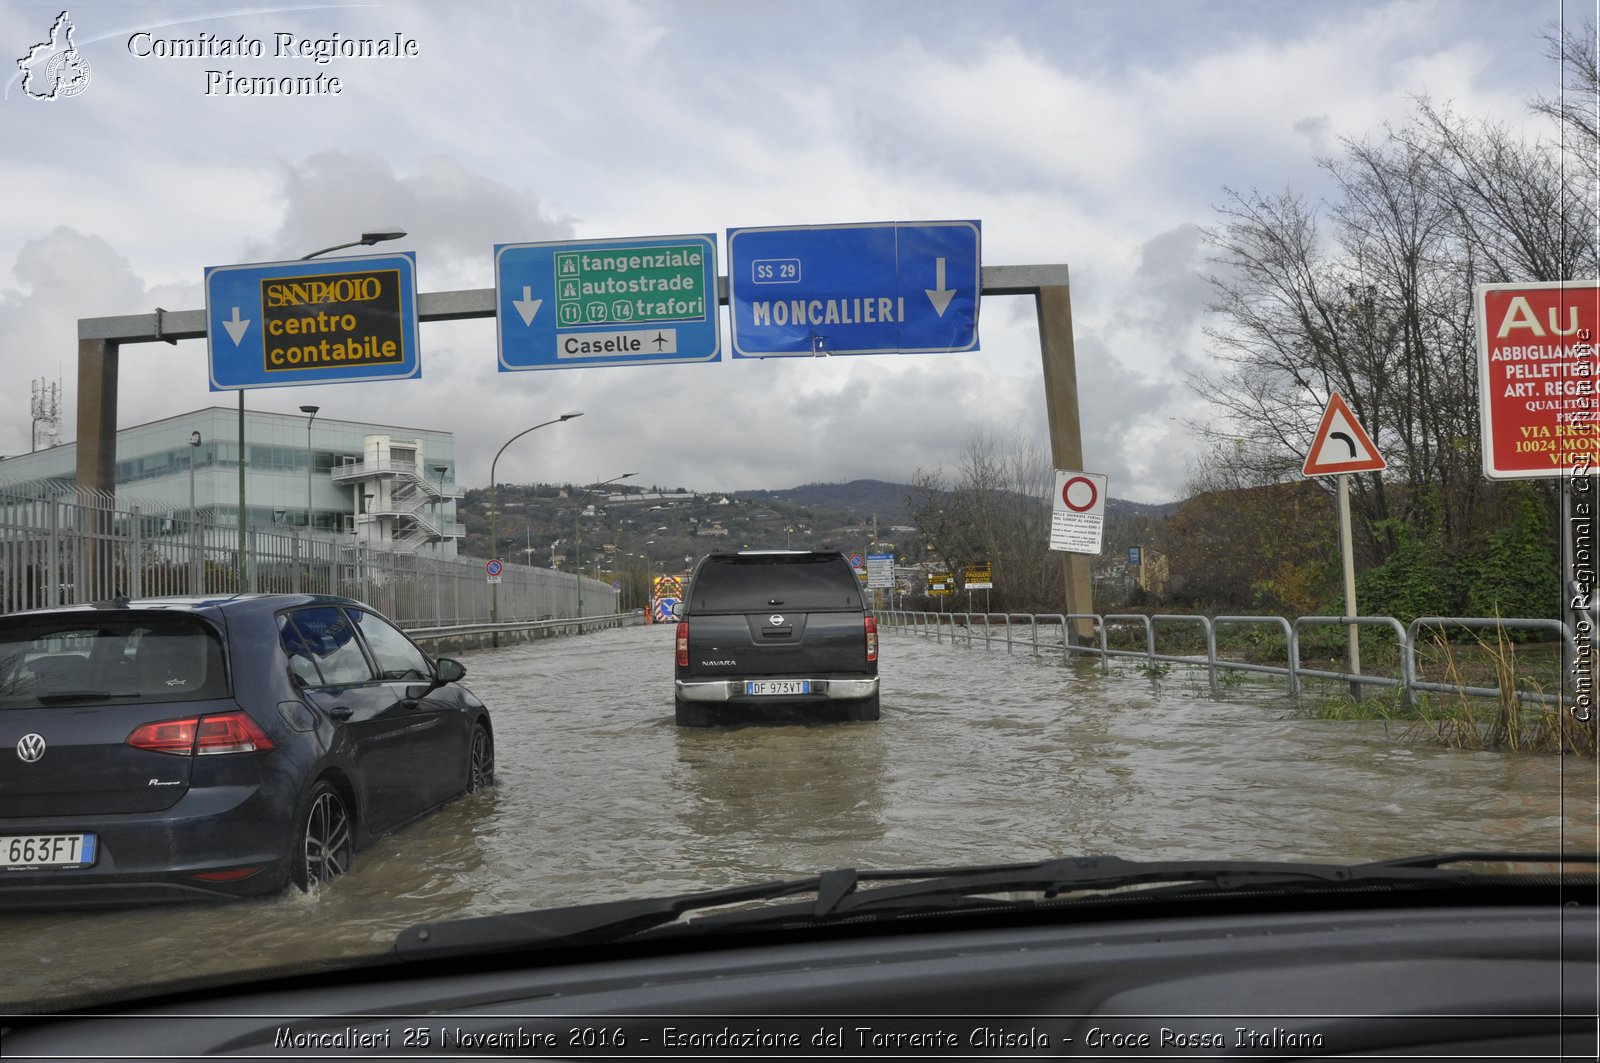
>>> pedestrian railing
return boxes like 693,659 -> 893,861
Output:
880,609 -> 1576,709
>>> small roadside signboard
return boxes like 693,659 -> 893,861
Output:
927,571 -> 953,595
1475,281 -> 1600,479
1301,391 -> 1386,477
495,234 -> 720,370
963,562 -> 993,590
866,553 -> 894,589
485,558 -> 502,585
725,220 -> 980,357
205,253 -> 420,390
1049,470 -> 1107,555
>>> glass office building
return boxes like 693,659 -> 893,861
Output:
0,407 -> 463,554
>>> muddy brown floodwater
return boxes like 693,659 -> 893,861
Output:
4,622 -> 1594,1007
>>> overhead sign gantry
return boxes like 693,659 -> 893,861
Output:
78,226 -> 1095,639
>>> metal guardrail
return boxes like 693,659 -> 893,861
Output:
405,611 -> 639,640
881,609 -> 1577,709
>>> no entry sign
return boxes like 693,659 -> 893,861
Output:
1049,470 -> 1107,554
1476,281 -> 1600,479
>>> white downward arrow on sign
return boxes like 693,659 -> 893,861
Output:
924,257 -> 956,317
513,286 -> 543,326
222,306 -> 250,345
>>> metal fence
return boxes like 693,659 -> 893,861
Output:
0,480 -> 615,627
882,609 -> 1579,710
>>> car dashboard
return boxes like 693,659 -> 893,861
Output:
5,892 -> 1596,1060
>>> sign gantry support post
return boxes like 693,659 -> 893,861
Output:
998,270 -> 1096,642
75,265 -> 1093,623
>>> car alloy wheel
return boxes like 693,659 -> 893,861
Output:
467,725 -> 494,791
296,782 -> 353,889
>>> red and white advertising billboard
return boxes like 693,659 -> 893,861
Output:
1476,281 -> 1600,479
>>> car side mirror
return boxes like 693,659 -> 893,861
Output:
670,601 -> 686,619
434,658 -> 467,683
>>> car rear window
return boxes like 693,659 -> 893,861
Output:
688,554 -> 865,613
0,613 -> 229,707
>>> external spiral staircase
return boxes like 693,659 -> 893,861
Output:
331,458 -> 464,551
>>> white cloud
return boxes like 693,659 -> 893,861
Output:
0,0 -> 1574,502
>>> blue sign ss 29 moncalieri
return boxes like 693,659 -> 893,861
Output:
204,253 -> 420,390
725,221 -> 981,357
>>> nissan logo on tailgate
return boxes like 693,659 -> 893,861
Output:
16,733 -> 46,763
769,615 -> 785,626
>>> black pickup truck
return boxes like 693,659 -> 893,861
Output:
672,550 -> 879,726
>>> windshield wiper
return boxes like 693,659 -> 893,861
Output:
395,876 -> 825,960
394,852 -> 1597,961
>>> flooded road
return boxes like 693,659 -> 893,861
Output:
5,622 -> 1594,1006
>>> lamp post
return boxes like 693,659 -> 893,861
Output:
362,491 -> 375,602
432,464 -> 449,554
187,431 -> 202,592
489,412 -> 582,629
235,229 -> 407,590
299,404 -> 319,529
574,472 -> 635,618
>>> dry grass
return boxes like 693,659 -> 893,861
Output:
1331,626 -> 1597,756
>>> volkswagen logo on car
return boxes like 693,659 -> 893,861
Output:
16,733 -> 46,763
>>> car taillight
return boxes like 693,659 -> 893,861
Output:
865,615 -> 878,662
127,712 -> 275,756
676,622 -> 689,668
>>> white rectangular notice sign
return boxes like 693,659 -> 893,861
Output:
1048,470 -> 1107,555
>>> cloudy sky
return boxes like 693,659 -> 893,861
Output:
0,0 -> 1586,502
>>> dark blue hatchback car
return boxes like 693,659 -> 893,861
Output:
0,593 -> 493,907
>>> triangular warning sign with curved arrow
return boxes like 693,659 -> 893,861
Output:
1302,391 -> 1386,476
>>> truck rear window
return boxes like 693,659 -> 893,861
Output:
688,554 -> 865,613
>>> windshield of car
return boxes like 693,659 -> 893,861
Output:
2,0 -> 1597,1041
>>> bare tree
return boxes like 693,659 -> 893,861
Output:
905,429 -> 1061,611
1193,70 -> 1598,576
1530,18 -> 1599,203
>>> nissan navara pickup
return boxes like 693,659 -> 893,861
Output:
673,550 -> 879,726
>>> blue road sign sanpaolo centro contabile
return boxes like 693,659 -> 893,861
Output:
496,234 -> 720,370
726,221 -> 980,357
205,253 -> 420,390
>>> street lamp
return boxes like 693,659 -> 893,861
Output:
432,464 -> 449,554
489,411 -> 582,626
299,227 -> 408,262
235,229 -> 408,590
299,404 -> 319,529
187,431 -> 202,591
574,472 -> 635,618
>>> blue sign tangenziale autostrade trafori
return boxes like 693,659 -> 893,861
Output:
725,220 -> 981,357
495,234 -> 721,371
205,253 -> 420,390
